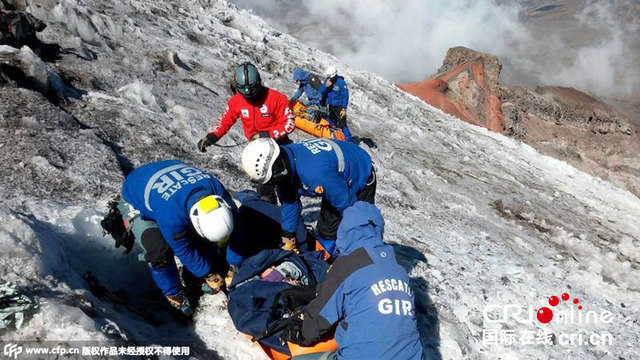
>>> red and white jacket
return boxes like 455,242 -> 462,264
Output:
209,88 -> 295,141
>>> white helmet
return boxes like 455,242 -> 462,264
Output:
241,138 -> 280,184
325,66 -> 338,78
189,195 -> 234,243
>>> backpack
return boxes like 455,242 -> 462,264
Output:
308,73 -> 322,90
100,195 -> 135,254
0,11 -> 45,47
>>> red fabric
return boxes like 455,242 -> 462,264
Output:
210,88 -> 295,141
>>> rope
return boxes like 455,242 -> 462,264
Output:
213,141 -> 247,148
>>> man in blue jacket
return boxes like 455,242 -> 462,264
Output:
291,68 -> 323,106
117,160 -> 243,315
320,66 -> 352,141
241,138 -> 376,257
282,202 -> 424,360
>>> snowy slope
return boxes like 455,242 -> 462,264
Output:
0,0 -> 639,359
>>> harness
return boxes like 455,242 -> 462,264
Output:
324,139 -> 346,174
308,74 -> 322,90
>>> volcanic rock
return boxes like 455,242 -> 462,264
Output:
397,47 -> 505,132
398,46 -> 640,197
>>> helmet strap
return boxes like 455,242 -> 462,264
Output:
243,84 -> 264,102
266,152 -> 290,184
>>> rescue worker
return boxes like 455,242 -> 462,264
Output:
106,160 -> 243,316
320,66 -> 352,141
282,202 -> 424,360
240,138 -> 376,257
291,68 -> 323,106
198,62 -> 295,203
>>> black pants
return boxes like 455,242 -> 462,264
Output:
256,183 -> 278,204
316,169 -> 377,241
140,227 -> 226,275
257,137 -> 292,204
328,106 -> 347,127
140,227 -> 172,268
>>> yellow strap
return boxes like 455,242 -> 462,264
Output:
198,196 -> 220,214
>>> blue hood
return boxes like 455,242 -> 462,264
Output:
336,202 -> 385,256
293,68 -> 309,82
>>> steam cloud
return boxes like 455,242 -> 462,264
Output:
548,2 -> 640,95
231,0 -> 640,97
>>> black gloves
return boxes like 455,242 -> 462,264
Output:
280,317 -> 305,345
280,285 -> 317,311
250,131 -> 270,141
198,134 -> 219,152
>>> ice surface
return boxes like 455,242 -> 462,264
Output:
0,0 -> 638,359
117,81 -> 164,113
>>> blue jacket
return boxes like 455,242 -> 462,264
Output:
320,76 -> 349,109
277,139 -> 372,235
291,69 -> 322,105
300,202 -> 423,360
121,160 -> 242,277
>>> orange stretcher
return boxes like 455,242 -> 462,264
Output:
244,334 -> 337,360
292,102 -> 345,141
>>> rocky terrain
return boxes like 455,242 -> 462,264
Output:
398,46 -> 640,198
397,47 -> 505,133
